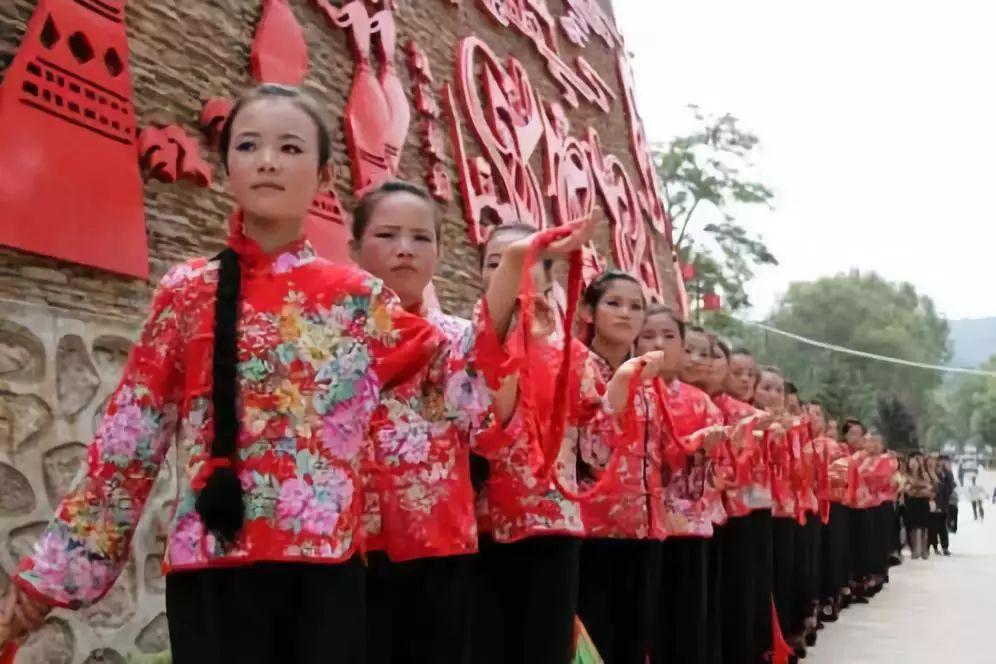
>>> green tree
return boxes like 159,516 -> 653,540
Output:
928,355 -> 996,449
750,271 -> 950,439
654,106 -> 777,311
876,394 -> 919,450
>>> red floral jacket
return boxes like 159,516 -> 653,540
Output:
713,394 -> 771,517
662,381 -> 726,537
362,308 -> 504,561
792,419 -> 820,523
812,435 -> 834,523
15,223 -> 439,609
580,354 -> 670,540
475,337 -> 612,543
825,440 -> 852,504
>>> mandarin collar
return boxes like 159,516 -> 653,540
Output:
226,210 -> 316,274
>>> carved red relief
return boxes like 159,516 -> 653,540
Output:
476,0 -> 615,112
404,40 -> 453,202
617,54 -> 670,237
446,36 -> 548,244
314,0 -> 410,196
0,0 -> 149,277
557,0 -> 622,49
199,97 -> 233,149
138,125 -> 213,187
251,0 -> 309,85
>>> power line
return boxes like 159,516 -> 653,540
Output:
738,319 -> 996,378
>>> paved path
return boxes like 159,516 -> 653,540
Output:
808,469 -> 994,664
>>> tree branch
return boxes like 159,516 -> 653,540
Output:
674,198 -> 700,250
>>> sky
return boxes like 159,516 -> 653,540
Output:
614,0 -> 996,321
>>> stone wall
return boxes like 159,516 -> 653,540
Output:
0,301 -> 172,663
0,0 -> 678,660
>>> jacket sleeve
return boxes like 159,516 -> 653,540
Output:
368,280 -> 441,391
14,266 -> 188,609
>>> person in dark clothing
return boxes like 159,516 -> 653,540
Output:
932,456 -> 956,556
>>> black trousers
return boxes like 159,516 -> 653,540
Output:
366,552 -> 473,664
578,538 -> 660,664
471,535 -> 581,664
707,529 -> 724,664
166,560 -> 365,664
973,500 -> 985,520
750,509 -> 774,662
719,515 -> 755,664
772,517 -> 800,638
848,508 -> 874,583
795,515 -> 821,617
820,503 -> 849,601
874,503 -> 896,574
654,537 -> 709,664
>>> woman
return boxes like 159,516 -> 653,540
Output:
638,318 -> 725,664
0,85 -> 446,663
577,271 -> 670,664
925,455 -> 946,556
904,453 -> 935,559
470,226 -> 654,664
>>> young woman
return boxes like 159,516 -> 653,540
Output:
842,420 -> 876,600
348,180 -> 509,664
637,316 -> 725,664
577,271 -> 670,664
754,367 -> 806,656
714,349 -> 773,664
471,230 -> 658,664
904,452 -> 934,560
809,402 -> 850,622
925,455 -> 945,556
0,85 -> 448,663
787,388 -> 821,648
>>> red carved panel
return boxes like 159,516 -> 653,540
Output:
0,0 -> 148,277
251,0 -> 309,85
618,54 -> 670,237
199,97 -> 233,149
557,0 -> 622,49
314,0 -> 411,196
447,36 -> 547,244
138,125 -> 213,187
404,40 -> 453,202
475,0 -> 615,112
306,189 -> 352,264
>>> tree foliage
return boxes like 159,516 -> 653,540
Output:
725,271 -> 951,435
654,106 -> 777,311
928,355 -> 996,449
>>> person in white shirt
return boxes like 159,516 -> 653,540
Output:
968,477 -> 986,520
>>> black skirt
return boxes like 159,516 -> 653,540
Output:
905,496 -> 931,530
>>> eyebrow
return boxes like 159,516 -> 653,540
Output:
231,132 -> 305,141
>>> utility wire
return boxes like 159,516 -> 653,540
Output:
737,319 -> 996,378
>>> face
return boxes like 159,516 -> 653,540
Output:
351,192 -> 439,307
227,97 -> 331,225
588,279 -> 646,347
680,329 -> 712,388
705,344 -> 730,395
725,353 -> 756,402
636,312 -> 686,380
826,420 -> 839,440
844,423 -> 865,446
753,370 -> 785,412
481,231 -> 549,293
805,404 -> 826,435
785,393 -> 802,416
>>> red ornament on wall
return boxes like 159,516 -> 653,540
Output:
476,0 -> 616,112
703,293 -> 722,311
404,40 -> 453,202
0,0 -> 148,277
618,53 -> 670,237
138,125 -> 213,187
558,0 -> 623,49
446,36 -> 547,244
251,0 -> 309,85
314,0 -> 411,196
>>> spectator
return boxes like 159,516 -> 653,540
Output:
968,477 -> 986,521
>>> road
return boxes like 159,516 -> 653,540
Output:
808,469 -> 994,664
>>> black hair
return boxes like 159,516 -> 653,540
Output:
841,418 -> 865,437
731,347 -> 754,358
479,223 -> 553,272
758,365 -> 783,378
582,269 -> 644,310
713,337 -> 731,360
218,84 -> 332,173
644,303 -> 686,340
785,381 -> 799,396
350,179 -> 442,242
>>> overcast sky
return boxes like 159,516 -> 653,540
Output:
614,0 -> 996,321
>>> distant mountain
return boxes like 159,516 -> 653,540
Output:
948,317 -> 996,368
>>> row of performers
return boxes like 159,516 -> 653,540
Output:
0,85 -> 899,664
